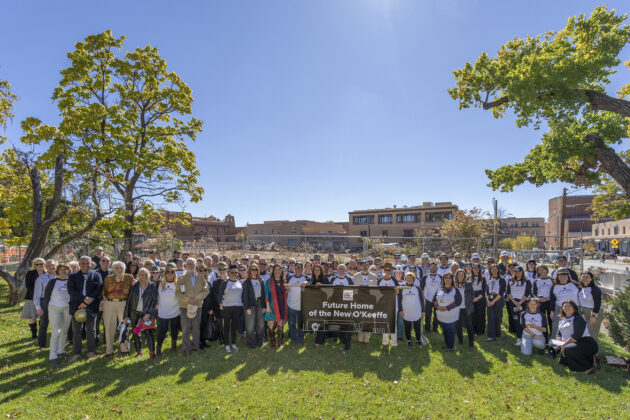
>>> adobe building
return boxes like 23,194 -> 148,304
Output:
499,217 -> 545,248
586,218 -> 630,256
161,211 -> 237,241
347,202 -> 459,247
246,220 -> 349,248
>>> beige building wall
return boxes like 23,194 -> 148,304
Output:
499,217 -> 545,248
347,202 -> 459,247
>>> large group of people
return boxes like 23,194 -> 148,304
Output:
20,248 -> 602,374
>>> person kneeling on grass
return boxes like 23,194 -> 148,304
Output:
520,298 -> 547,356
399,271 -> 424,348
549,300 -> 598,374
433,272 -> 462,352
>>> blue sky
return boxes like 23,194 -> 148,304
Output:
1,1 -> 628,225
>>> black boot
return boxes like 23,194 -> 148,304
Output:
268,326 -> 276,348
29,323 -> 37,340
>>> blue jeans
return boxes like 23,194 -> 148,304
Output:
521,333 -> 546,355
288,308 -> 304,343
397,312 -> 404,339
439,321 -> 457,350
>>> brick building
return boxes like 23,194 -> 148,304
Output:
161,211 -> 237,241
246,220 -> 349,248
499,217 -> 545,248
347,202 -> 459,247
545,195 -> 608,249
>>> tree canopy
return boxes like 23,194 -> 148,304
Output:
449,6 -> 630,198
22,30 -> 204,249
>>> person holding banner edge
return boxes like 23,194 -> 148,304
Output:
352,260 -> 378,345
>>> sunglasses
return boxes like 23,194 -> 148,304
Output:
239,269 -> 247,272
166,270 -> 175,274
260,263 -> 267,265
198,269 -> 208,273
35,263 -> 44,266
229,271 -> 238,274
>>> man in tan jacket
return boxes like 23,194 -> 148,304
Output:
176,258 -> 209,355
352,260 -> 379,345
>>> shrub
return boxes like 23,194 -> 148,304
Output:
607,285 -> 630,349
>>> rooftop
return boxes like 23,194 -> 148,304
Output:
349,202 -> 456,213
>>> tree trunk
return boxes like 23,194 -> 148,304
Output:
0,262 -> 29,305
588,132 -> 630,196
584,90 -> 630,119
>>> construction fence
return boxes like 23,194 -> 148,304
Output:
0,233 -> 603,274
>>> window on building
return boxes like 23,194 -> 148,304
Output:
521,222 -> 529,227
531,222 -> 539,227
425,212 -> 453,222
378,214 -> 393,224
403,229 -> 414,237
396,214 -> 417,223
608,228 -> 611,235
614,225 -> 619,235
382,230 -> 388,237
291,228 -> 297,234
360,231 -> 367,237
624,227 -> 626,235
594,228 -> 598,236
353,216 -> 375,225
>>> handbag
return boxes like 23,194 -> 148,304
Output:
206,316 -> 220,342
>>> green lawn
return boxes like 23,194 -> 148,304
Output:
0,281 -> 628,419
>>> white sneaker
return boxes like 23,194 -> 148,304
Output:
514,339 -> 522,346
225,345 -> 231,353
232,345 -> 239,352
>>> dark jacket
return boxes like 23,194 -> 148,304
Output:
461,282 -> 474,316
68,269 -> 103,315
25,269 -> 39,301
124,282 -> 158,319
210,278 -> 225,316
310,273 -> 330,285
96,268 -> 113,284
242,278 -> 265,308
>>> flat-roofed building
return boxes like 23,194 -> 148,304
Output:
499,217 -> 546,248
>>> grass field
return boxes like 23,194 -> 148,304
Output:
0,282 -> 628,419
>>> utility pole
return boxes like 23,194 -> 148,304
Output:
559,188 -> 567,251
492,198 -> 498,258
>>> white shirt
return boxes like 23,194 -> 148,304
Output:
534,278 -> 553,299
251,279 -> 262,300
332,276 -> 351,286
287,275 -> 307,310
49,279 -> 70,307
558,316 -> 590,342
34,273 -> 54,310
158,282 -> 180,319
400,286 -> 422,322
424,274 -> 441,302
552,283 -> 579,308
435,288 -> 459,324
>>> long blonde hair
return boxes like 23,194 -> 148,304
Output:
161,267 -> 177,290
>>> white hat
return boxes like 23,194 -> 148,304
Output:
401,254 -> 408,263
421,253 -> 430,260
187,304 -> 198,319
471,253 -> 481,260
